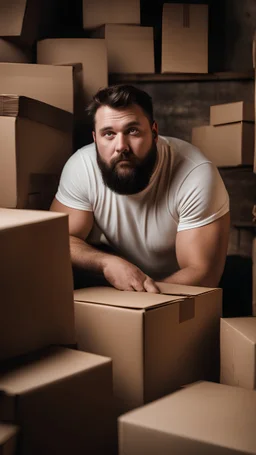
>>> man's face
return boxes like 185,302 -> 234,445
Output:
92,104 -> 158,195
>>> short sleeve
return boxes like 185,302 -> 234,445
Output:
55,150 -> 93,211
177,162 -> 229,231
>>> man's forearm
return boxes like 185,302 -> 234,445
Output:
70,235 -> 117,274
161,266 -> 220,288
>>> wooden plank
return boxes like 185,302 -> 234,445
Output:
109,71 -> 254,83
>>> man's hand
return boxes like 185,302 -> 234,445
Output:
102,256 -> 159,293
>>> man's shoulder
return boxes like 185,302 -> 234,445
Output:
76,141 -> 97,159
159,135 -> 211,168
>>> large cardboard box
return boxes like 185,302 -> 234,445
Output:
74,282 -> 222,416
210,101 -> 255,126
92,25 -> 155,73
37,38 -> 108,106
0,95 -> 73,209
0,209 -> 75,361
161,3 -> 208,73
83,0 -> 140,29
0,62 -> 82,114
192,122 -> 254,166
220,317 -> 256,390
0,38 -> 32,63
0,347 -> 115,455
118,381 -> 256,455
0,0 -> 44,45
0,424 -> 19,455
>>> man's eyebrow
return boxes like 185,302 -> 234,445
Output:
99,121 -> 141,134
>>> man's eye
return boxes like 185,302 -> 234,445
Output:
129,128 -> 139,135
104,132 -> 114,138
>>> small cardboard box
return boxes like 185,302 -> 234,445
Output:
0,347 -> 115,455
83,0 -> 140,29
0,62 -> 82,114
192,122 -> 254,167
74,283 -> 222,416
91,25 -> 155,73
0,95 -> 73,209
220,317 -> 256,390
0,209 -> 75,361
118,381 -> 256,455
253,237 -> 256,316
0,424 -> 19,455
37,38 -> 108,106
161,3 -> 208,73
210,101 -> 255,126
0,38 -> 32,63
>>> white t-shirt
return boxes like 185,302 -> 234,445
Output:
56,135 -> 229,280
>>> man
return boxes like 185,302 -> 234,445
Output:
50,84 -> 230,292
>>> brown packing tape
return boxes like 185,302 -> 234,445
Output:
179,297 -> 195,323
0,95 -> 73,132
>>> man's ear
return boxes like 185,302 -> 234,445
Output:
92,131 -> 96,142
152,121 -> 158,141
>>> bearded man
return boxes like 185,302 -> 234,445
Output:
50,84 -> 230,292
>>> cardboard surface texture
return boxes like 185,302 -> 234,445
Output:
161,3 -> 208,73
92,25 -> 155,73
83,0 -> 140,29
0,209 -> 75,361
210,101 -> 255,126
0,62 -> 81,114
0,38 -> 32,63
0,0 -> 44,45
0,424 -> 19,455
118,381 -> 256,455
220,317 -> 256,390
37,38 -> 108,106
0,347 -> 115,455
74,283 -> 222,416
0,95 -> 72,209
192,122 -> 254,166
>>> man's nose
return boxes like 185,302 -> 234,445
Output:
115,133 -> 129,153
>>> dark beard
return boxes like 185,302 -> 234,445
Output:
96,140 -> 158,195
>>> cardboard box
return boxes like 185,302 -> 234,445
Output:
192,122 -> 254,167
91,25 -> 155,73
0,209 -> 75,361
220,317 -> 256,390
0,95 -> 73,209
0,424 -> 19,455
0,0 -> 44,45
0,347 -> 115,455
118,381 -> 256,455
161,3 -> 208,73
253,238 -> 256,316
0,38 -> 32,63
210,101 -> 255,126
83,0 -> 140,29
74,282 -> 222,416
0,62 -> 82,114
37,38 -> 108,105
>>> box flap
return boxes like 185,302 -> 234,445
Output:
74,286 -> 184,310
0,208 -> 67,230
0,346 -> 111,394
222,317 -> 256,343
156,282 -> 218,296
0,95 -> 73,132
0,423 -> 19,445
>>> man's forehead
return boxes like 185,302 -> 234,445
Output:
95,104 -> 147,127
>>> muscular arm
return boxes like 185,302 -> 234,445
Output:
50,198 -> 159,292
161,212 -> 230,287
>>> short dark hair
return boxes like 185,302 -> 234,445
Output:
85,84 -> 154,128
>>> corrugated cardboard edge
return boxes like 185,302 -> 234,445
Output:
0,94 -> 73,132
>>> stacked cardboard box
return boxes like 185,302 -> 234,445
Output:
0,95 -> 73,209
192,101 -> 255,167
161,3 -> 208,73
0,423 -> 19,455
74,282 -> 222,416
0,209 -> 116,454
253,236 -> 256,316
84,0 -> 155,74
118,381 -> 256,454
